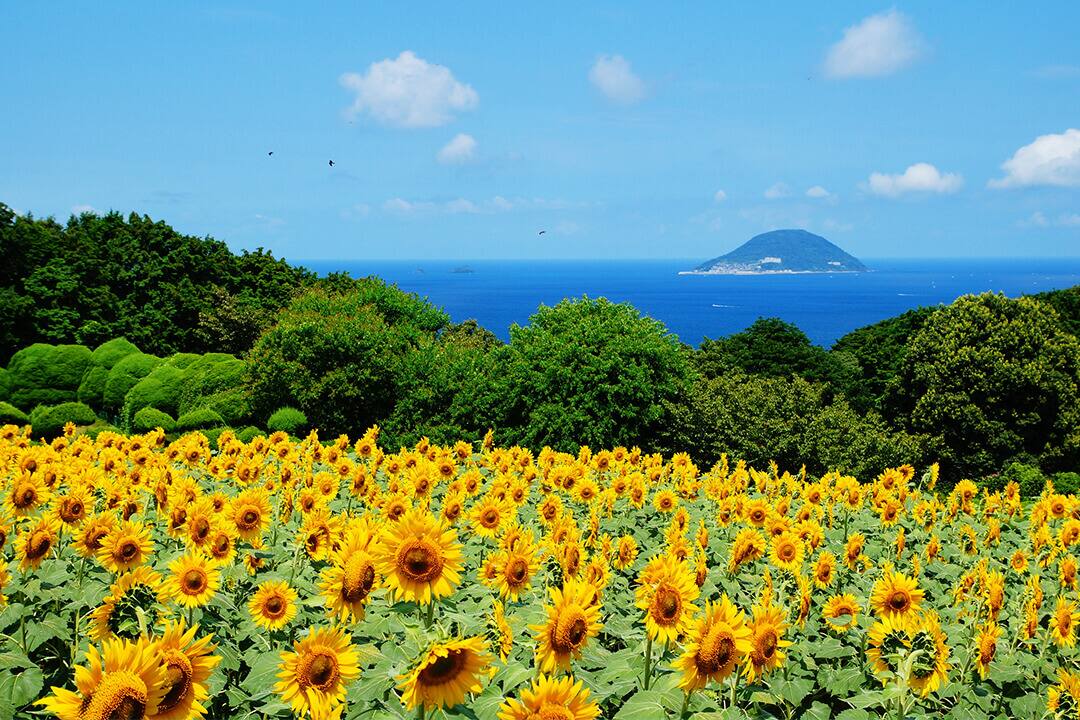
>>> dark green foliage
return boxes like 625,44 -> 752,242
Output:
0,401 -> 29,425
6,343 -> 91,409
30,401 -> 97,439
1001,462 -> 1047,498
890,293 -> 1080,479
1055,471 -> 1080,496
831,306 -> 938,412
132,407 -> 176,433
77,366 -> 111,409
247,279 -> 450,438
175,407 -> 225,432
695,318 -> 853,388
267,407 -> 309,435
102,353 -> 161,413
0,367 -> 9,401
197,389 -> 252,427
1033,285 -> 1080,338
236,426 -> 264,443
482,297 -> 692,452
0,204 -> 315,363
661,372 -> 923,478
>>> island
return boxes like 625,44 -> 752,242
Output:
681,228 -> 868,275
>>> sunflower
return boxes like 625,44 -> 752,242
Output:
769,531 -> 804,573
90,567 -> 164,641
728,528 -> 766,573
742,498 -> 770,527
614,535 -> 638,570
4,471 -> 50,518
635,555 -> 700,645
653,489 -> 678,513
822,593 -> 860,633
471,496 -> 512,538
231,487 -> 271,543
497,674 -> 600,720
398,636 -> 492,711
14,515 -> 60,571
907,611 -> 950,697
974,621 -> 1002,680
247,579 -> 298,630
275,626 -> 360,720
490,600 -> 514,662
374,507 -> 463,606
152,618 -> 220,720
37,636 -> 165,720
743,600 -> 792,682
867,614 -> 911,678
52,487 -> 90,526
531,578 -> 603,673
1011,549 -> 1029,574
162,553 -> 220,608
1052,596 -> 1080,647
870,567 -> 924,620
844,533 -> 866,570
98,519 -> 154,574
673,595 -> 752,690
809,551 -> 836,590
320,549 -> 379,623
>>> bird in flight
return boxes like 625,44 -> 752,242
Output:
268,151 -> 274,156
328,160 -> 335,167
538,230 -> 546,235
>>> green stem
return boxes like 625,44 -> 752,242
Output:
679,690 -> 692,718
424,601 -> 435,628
643,634 -> 653,690
416,704 -> 425,720
729,671 -> 737,709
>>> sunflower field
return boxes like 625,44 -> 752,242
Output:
0,422 -> 1077,720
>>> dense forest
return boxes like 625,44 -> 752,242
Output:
2,202 -> 1079,489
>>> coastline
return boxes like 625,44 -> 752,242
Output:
678,269 -> 869,276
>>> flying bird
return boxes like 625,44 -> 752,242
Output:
328,160 -> 335,167
538,230 -> 546,235
268,151 -> 274,156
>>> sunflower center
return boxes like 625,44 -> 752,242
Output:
27,531 -> 52,559
61,499 -> 84,522
81,671 -> 147,720
778,543 -> 795,562
300,650 -> 340,691
15,485 -> 37,508
119,541 -> 140,561
507,558 -> 528,585
551,607 -> 589,654
158,650 -> 194,714
398,540 -> 444,583
889,591 -> 909,611
264,595 -> 286,617
342,556 -> 376,602
481,509 -> 499,527
239,508 -> 260,530
192,518 -> 210,540
697,627 -> 735,674
183,569 -> 207,593
758,630 -> 778,659
417,648 -> 467,687
652,586 -> 681,624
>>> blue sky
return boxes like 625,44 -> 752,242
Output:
3,2 -> 1079,260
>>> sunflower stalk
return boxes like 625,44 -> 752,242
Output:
643,634 -> 653,690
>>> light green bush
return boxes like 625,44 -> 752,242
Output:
102,353 -> 161,413
121,364 -> 186,429
267,406 -> 308,435
132,407 -> 176,434
175,407 -> 225,432
236,426 -> 264,443
30,401 -> 97,439
0,401 -> 30,425
7,343 -> 91,409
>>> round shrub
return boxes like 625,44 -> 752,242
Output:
166,353 -> 202,370
102,353 -> 161,413
177,355 -> 246,416
30,401 -> 97,439
121,364 -> 186,428
236,426 -> 264,443
132,407 -> 176,434
267,406 -> 308,435
1055,471 -> 1080,496
0,368 -> 10,402
88,337 -> 140,369
198,388 -> 252,427
77,366 -> 111,410
175,407 -> 225,432
7,343 -> 91,409
0,401 -> 30,426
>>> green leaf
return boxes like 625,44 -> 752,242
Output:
0,665 -> 44,709
771,677 -> 814,707
242,652 -> 282,695
614,689 -> 668,720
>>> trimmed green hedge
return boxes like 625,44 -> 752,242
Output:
79,338 -> 141,410
121,364 -> 186,429
267,406 -> 308,435
0,401 -> 30,425
175,407 -> 225,432
102,353 -> 161,412
7,343 -> 91,408
132,407 -> 176,434
30,401 -> 97,439
236,426 -> 264,443
0,368 -> 10,402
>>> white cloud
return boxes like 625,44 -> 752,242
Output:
382,196 -> 587,216
340,51 -> 478,128
824,10 -> 924,79
589,54 -> 645,104
437,133 -> 477,164
713,189 -> 727,203
764,182 -> 791,199
71,204 -> 99,215
866,163 -> 963,197
1062,213 -> 1080,227
1022,210 -> 1080,228
806,185 -> 831,199
444,198 -> 481,214
989,128 -> 1080,189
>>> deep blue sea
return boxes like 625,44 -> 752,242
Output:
300,258 -> 1080,347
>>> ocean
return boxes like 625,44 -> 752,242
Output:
300,258 -> 1080,347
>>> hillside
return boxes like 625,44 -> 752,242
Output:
687,228 -> 868,274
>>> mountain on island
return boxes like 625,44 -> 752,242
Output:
685,229 -> 868,274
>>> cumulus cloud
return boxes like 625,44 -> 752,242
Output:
589,54 -> 645,104
806,185 -> 831,199
764,182 -> 791,199
340,51 -> 478,128
71,204 -> 99,215
866,163 -> 963,197
824,10 -> 924,79
713,189 -> 727,203
1021,210 -> 1080,228
989,128 -> 1080,188
437,133 -> 477,164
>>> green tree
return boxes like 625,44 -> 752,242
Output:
888,293 -> 1080,479
695,318 -> 842,385
481,297 -> 692,452
247,279 -> 450,438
